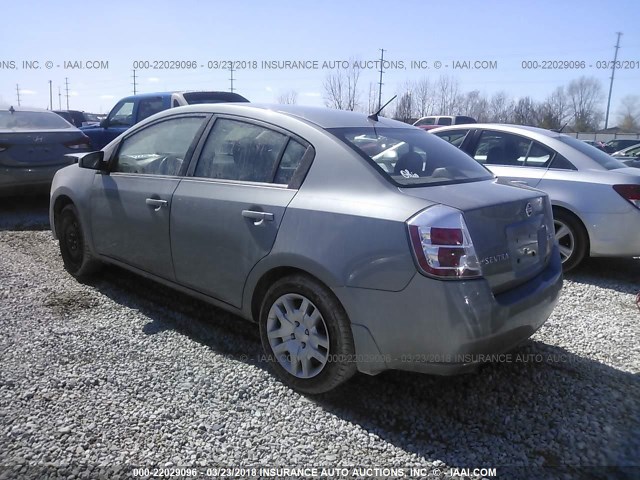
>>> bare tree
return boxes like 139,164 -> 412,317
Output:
276,90 -> 298,105
458,90 -> 489,122
435,75 -> 460,113
617,95 -> 640,132
567,76 -> 603,132
512,96 -> 541,126
487,91 -> 514,123
394,93 -> 413,123
322,61 -> 361,111
413,77 -> 435,117
539,86 -> 570,130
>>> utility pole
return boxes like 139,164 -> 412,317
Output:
377,48 -> 385,111
16,84 -> 21,106
65,77 -> 70,110
132,69 -> 138,95
58,87 -> 62,110
229,65 -> 235,92
49,80 -> 53,110
604,32 -> 622,129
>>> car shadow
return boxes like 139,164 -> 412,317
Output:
566,257 -> 640,295
85,264 -> 639,479
0,194 -> 51,231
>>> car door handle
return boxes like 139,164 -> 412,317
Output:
242,210 -> 274,225
146,198 -> 168,211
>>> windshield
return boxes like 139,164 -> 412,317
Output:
0,111 -> 73,130
329,127 -> 493,187
558,135 -> 627,170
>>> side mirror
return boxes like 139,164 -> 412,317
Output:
76,151 -> 107,171
100,118 -> 109,128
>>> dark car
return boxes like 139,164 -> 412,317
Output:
603,138 -> 640,154
53,110 -> 101,128
0,106 -> 91,196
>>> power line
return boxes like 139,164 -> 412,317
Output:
65,77 -> 70,110
132,69 -> 138,95
377,48 -> 385,111
58,87 -> 62,110
604,32 -> 622,129
16,84 -> 21,106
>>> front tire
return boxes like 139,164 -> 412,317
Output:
259,274 -> 356,394
58,204 -> 100,278
553,209 -> 588,272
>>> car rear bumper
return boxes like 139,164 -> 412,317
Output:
584,209 -> 640,257
335,245 -> 563,376
0,164 -> 72,196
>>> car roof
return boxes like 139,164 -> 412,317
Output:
165,103 -> 414,129
431,123 -> 566,140
1,106 -> 55,113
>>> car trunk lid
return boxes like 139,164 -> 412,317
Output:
400,179 -> 554,293
0,130 -> 90,167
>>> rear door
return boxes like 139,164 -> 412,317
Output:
90,114 -> 209,280
171,117 -> 310,308
468,130 -> 552,188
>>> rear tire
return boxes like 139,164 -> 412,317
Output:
259,274 -> 356,394
58,204 -> 100,278
553,209 -> 588,272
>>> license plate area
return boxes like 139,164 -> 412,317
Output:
506,219 -> 546,270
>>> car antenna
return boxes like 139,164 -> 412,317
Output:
552,122 -> 568,133
368,95 -> 397,122
9,106 -> 15,114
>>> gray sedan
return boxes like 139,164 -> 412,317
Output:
50,105 -> 562,393
432,124 -> 640,271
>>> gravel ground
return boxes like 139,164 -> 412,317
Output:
0,208 -> 639,480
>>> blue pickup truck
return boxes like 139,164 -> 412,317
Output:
81,91 -> 249,150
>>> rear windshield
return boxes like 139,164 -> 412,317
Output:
182,92 -> 250,104
558,135 -> 626,170
0,111 -> 72,130
329,127 -> 493,187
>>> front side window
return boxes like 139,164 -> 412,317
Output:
331,127 -> 492,187
108,101 -> 135,127
437,117 -> 452,126
113,116 -> 206,175
415,117 -> 435,126
194,119 -> 288,183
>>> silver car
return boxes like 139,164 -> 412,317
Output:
50,105 -> 562,393
432,124 -> 640,271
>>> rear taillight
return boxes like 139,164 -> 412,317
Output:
407,205 -> 482,279
613,185 -> 640,209
65,136 -> 91,150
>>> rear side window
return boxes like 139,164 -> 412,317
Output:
274,140 -> 307,184
194,119 -> 288,183
138,97 -> 166,122
415,117 -> 435,126
330,127 -> 492,187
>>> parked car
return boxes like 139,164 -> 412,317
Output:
51,104 -> 562,393
603,138 -> 640,154
53,110 -> 101,128
0,106 -> 91,196
81,91 -> 250,150
582,139 -> 608,152
431,124 -> 640,271
611,142 -> 640,159
413,115 -> 476,131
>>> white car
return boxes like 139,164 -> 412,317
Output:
432,124 -> 640,271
